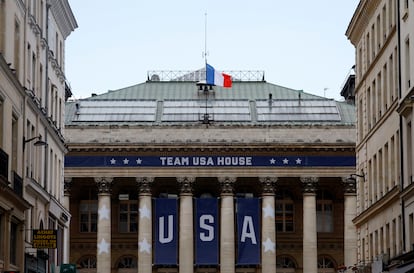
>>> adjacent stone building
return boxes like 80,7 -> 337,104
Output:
0,0 -> 77,272
346,0 -> 414,272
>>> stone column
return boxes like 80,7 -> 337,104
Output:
137,177 -> 154,273
301,177 -> 318,273
218,176 -> 236,273
259,177 -> 277,273
342,177 -> 357,268
178,177 -> 195,273
95,177 -> 113,273
63,177 -> 72,262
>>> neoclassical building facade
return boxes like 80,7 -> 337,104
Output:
64,74 -> 357,273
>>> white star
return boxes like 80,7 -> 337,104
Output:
123,158 -> 129,165
138,238 -> 151,254
110,158 -> 116,165
269,158 -> 276,164
296,158 -> 302,164
98,204 -> 110,220
98,238 -> 110,254
262,237 -> 275,253
283,158 -> 289,165
262,204 -> 274,218
139,204 -> 151,219
136,158 -> 142,165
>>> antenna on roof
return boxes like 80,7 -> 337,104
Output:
202,12 -> 209,64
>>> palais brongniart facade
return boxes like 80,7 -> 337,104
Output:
64,70 -> 357,273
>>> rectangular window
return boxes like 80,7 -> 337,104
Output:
377,73 -> 382,117
376,15 -> 381,49
405,38 -> 411,89
0,99 -> 3,145
14,19 -> 20,77
316,201 -> 333,233
408,121 -> 413,184
10,221 -> 17,265
367,33 -> 371,65
410,214 -> 414,250
57,225 -> 64,265
0,214 -> 3,259
80,201 -> 98,232
382,5 -> 387,41
276,197 -> 294,232
119,202 -> 138,233
388,0 -> 394,29
383,64 -> 388,109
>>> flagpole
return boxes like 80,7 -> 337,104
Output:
204,12 -> 208,65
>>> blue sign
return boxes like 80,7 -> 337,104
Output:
195,198 -> 219,265
65,155 -> 355,168
237,198 -> 260,265
154,198 -> 178,265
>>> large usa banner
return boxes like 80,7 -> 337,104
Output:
154,198 -> 178,265
237,198 -> 260,265
195,198 -> 219,265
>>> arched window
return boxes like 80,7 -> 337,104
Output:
318,256 -> 336,273
276,190 -> 294,232
116,256 -> 137,269
276,255 -> 297,273
78,255 -> 96,268
317,190 -> 333,232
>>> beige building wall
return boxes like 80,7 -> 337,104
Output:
0,0 -> 77,272
347,0 -> 414,271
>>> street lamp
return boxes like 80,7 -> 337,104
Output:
23,135 -> 47,151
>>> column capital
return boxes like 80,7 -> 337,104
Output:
95,177 -> 113,194
177,177 -> 195,194
64,177 -> 72,195
136,177 -> 154,195
259,177 -> 278,194
218,176 -> 236,195
342,177 -> 357,194
301,176 -> 319,194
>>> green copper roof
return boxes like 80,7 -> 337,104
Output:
65,81 -> 355,126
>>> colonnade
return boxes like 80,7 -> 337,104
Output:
66,176 -> 357,273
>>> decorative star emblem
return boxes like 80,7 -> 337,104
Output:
262,237 -> 275,253
123,158 -> 129,165
98,204 -> 110,220
98,238 -> 110,254
110,158 -> 116,165
139,204 -> 151,219
136,158 -> 142,165
283,158 -> 289,165
296,158 -> 302,164
269,158 -> 276,164
262,204 -> 274,218
138,238 -> 151,254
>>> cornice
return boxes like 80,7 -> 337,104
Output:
401,183 -> 414,200
49,0 -> 78,39
346,0 -> 382,45
353,185 -> 400,226
66,143 -> 355,154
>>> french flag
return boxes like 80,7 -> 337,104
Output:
206,63 -> 232,88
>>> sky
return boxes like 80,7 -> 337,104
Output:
65,1 -> 359,101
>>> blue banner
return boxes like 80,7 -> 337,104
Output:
65,155 -> 356,168
195,198 -> 219,265
154,198 -> 178,265
237,198 -> 260,265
